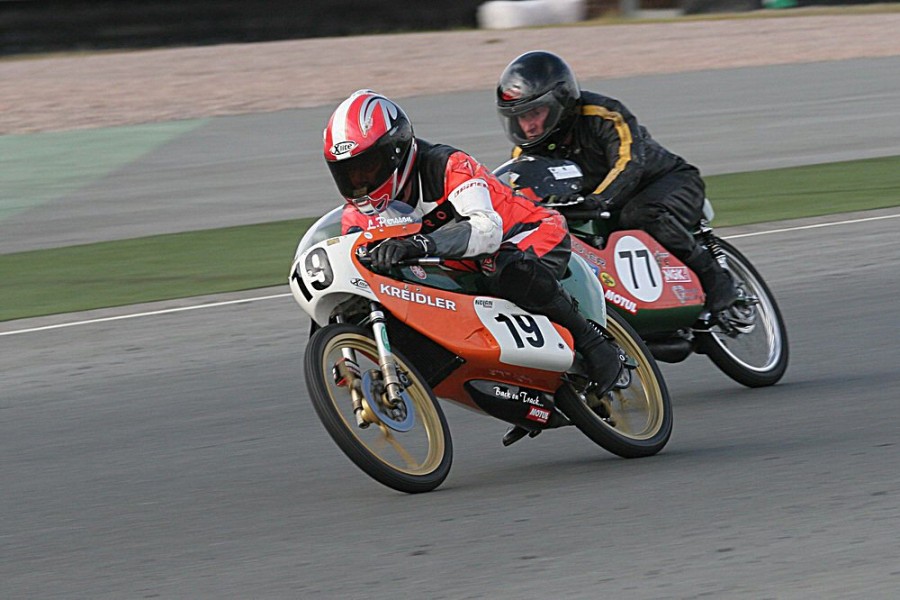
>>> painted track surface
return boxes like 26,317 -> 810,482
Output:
2,56 -> 900,253
3,63 -> 900,598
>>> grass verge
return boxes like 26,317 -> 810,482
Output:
2,156 -> 898,322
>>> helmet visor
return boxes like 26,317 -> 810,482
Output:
498,90 -> 565,147
327,135 -> 405,201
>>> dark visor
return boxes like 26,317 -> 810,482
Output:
327,135 -> 404,200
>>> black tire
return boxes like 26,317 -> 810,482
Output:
695,239 -> 789,388
304,323 -> 452,493
556,310 -> 673,458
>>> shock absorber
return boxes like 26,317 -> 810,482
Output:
697,223 -> 727,269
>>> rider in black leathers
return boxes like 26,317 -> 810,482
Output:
496,51 -> 738,313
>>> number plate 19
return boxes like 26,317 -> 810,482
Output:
473,297 -> 573,371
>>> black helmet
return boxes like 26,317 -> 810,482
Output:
496,51 -> 581,150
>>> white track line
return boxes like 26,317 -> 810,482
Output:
723,212 -> 900,239
0,293 -> 291,337
2,212 -> 898,337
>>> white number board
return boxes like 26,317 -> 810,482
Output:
613,235 -> 663,303
473,297 -> 573,372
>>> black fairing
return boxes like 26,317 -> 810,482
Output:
465,380 -> 570,430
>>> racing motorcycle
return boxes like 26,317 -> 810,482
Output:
493,156 -> 789,388
289,201 -> 672,494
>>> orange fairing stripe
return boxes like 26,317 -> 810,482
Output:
581,105 -> 632,196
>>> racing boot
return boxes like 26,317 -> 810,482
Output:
535,289 -> 623,393
685,246 -> 738,313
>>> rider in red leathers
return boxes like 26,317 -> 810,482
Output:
323,90 -> 624,441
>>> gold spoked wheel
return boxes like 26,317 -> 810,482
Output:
304,324 -> 452,493
556,310 -> 672,458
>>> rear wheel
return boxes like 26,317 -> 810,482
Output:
556,310 -> 673,458
695,239 -> 789,387
304,323 -> 452,493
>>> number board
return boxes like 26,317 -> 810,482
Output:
613,235 -> 663,302
473,297 -> 573,372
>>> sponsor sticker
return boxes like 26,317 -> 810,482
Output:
672,285 -> 702,304
601,272 -> 616,288
604,289 -> 637,314
379,284 -> 457,311
573,242 -> 607,268
410,265 -> 428,280
492,385 -> 543,405
366,214 -> 415,230
548,164 -> 582,180
662,266 -> 691,283
526,406 -> 551,424
331,140 -> 358,155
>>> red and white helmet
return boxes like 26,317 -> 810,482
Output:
323,90 -> 417,214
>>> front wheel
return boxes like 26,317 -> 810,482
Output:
556,310 -> 673,458
695,238 -> 789,388
304,323 -> 452,493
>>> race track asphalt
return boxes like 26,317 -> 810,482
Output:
2,58 -> 900,599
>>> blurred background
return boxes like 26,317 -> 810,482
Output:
1,0 -> 889,56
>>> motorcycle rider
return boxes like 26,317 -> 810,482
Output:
323,90 -> 624,438
495,51 -> 738,313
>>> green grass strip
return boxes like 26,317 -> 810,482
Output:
705,155 -> 900,227
1,156 -> 898,322
0,218 -> 316,322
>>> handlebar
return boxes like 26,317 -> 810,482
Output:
552,208 -> 612,221
357,255 -> 444,268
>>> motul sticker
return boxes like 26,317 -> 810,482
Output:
605,289 -> 638,314
526,406 -> 550,424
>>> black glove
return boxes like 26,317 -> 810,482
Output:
554,194 -> 614,220
370,234 -> 436,271
577,194 -> 613,212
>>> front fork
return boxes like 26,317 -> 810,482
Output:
333,304 -> 404,428
367,303 -> 406,407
